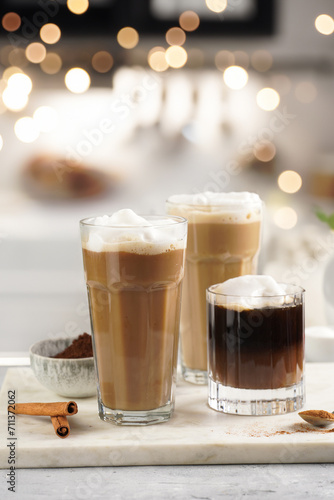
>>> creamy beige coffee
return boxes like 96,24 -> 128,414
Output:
166,192 -> 262,383
80,210 -> 187,424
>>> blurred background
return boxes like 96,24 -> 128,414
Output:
1,0 -> 334,358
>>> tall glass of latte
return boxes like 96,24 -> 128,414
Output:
166,192 -> 262,384
80,209 -> 187,425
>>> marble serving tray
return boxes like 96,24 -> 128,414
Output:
1,364 -> 334,468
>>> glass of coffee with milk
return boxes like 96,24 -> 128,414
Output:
80,209 -> 187,425
207,275 -> 305,415
166,192 -> 263,384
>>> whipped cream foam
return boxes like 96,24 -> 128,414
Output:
208,275 -> 294,310
167,191 -> 262,223
81,209 -> 186,254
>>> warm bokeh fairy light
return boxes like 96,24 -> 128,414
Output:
40,53 -> 62,74
253,141 -> 276,162
3,89 -> 28,112
8,73 -> 32,95
205,0 -> 227,14
148,48 -> 169,72
117,27 -> 139,49
92,51 -> 114,73
215,50 -> 235,71
40,24 -> 61,44
256,88 -> 280,111
2,72 -> 32,112
223,66 -> 248,90
179,11 -> 200,32
315,14 -> 334,35
26,43 -> 46,64
166,27 -> 186,46
15,117 -> 40,143
33,106 -> 59,133
2,12 -> 21,32
3,66 -> 23,81
251,50 -> 273,72
65,68 -> 91,93
165,46 -> 188,69
294,81 -> 317,103
278,170 -> 302,194
67,0 -> 89,15
8,48 -> 28,68
274,207 -> 298,230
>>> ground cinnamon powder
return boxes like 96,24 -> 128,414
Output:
53,333 -> 93,359
247,423 -> 334,438
300,410 -> 334,420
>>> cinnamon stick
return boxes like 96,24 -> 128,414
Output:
9,401 -> 78,417
51,416 -> 70,438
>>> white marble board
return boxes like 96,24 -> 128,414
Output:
1,364 -> 334,468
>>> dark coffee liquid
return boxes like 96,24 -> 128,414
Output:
208,303 -> 304,390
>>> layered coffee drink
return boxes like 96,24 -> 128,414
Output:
166,192 -> 262,384
207,275 -> 305,415
80,209 -> 187,425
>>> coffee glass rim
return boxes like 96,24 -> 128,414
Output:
207,282 -> 305,299
166,198 -> 263,211
80,214 -> 187,229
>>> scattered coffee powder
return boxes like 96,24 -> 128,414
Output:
53,333 -> 93,359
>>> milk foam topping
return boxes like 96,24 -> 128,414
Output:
82,209 -> 186,254
208,275 -> 294,309
167,192 -> 262,223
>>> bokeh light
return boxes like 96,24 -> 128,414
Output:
2,88 -> 28,112
40,24 -> 61,44
26,43 -> 46,64
92,51 -> 113,73
251,50 -> 273,72
165,46 -> 188,69
253,141 -> 276,162
8,73 -> 32,95
0,135 -> 3,151
179,11 -> 200,32
33,106 -> 59,133
166,27 -> 186,46
2,66 -> 23,81
223,66 -> 248,90
215,50 -> 235,71
40,53 -> 62,74
117,27 -> 139,49
65,68 -> 91,93
278,170 -> 302,194
67,0 -> 89,15
315,14 -> 334,35
256,87 -> 280,111
274,207 -> 298,230
8,48 -> 28,68
294,81 -> 317,103
205,0 -> 227,13
15,117 -> 40,143
2,12 -> 21,32
148,47 -> 169,72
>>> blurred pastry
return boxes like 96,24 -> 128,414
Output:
22,154 -> 112,199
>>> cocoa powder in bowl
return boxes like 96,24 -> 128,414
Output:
53,333 -> 93,359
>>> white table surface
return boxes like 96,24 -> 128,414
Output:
1,367 -> 334,499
